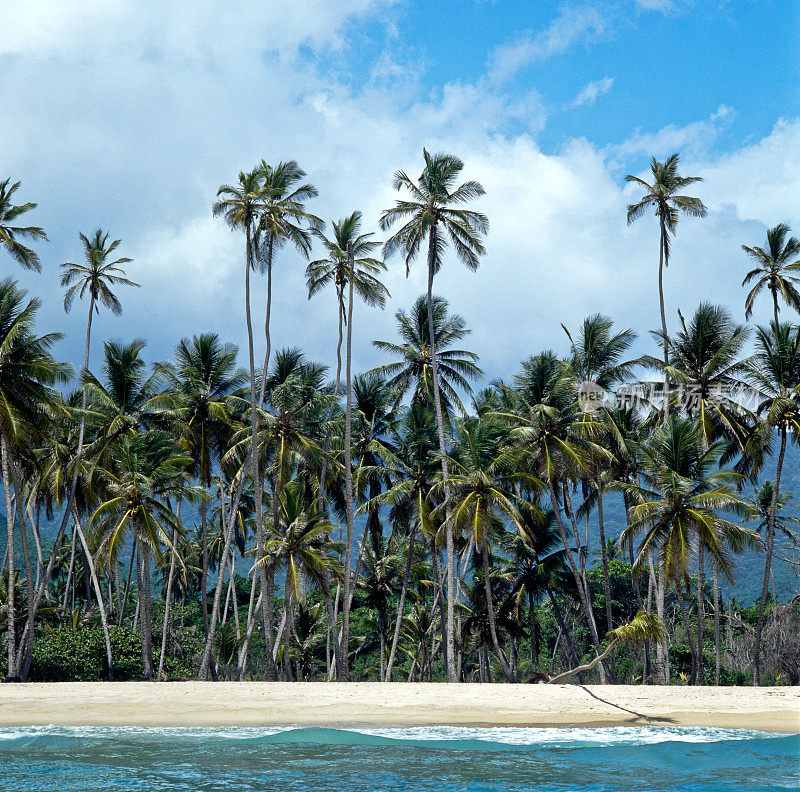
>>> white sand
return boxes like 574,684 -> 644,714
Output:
1,683 -> 798,731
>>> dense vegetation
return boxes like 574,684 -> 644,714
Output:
0,151 -> 798,687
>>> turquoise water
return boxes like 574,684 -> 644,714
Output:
1,725 -> 796,791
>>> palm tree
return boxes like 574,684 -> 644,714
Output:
744,322 -> 800,684
254,160 -> 319,405
380,149 -> 488,682
169,333 -> 245,637
0,279 -> 71,677
742,224 -> 800,324
621,417 -> 758,684
440,414 -> 535,682
310,212 -> 386,681
626,154 -> 707,415
654,303 -> 750,681
563,313 -> 637,640
373,295 -> 483,416
93,432 -> 190,679
306,212 -> 389,516
0,179 -> 47,272
212,167 -> 273,677
262,485 -> 341,681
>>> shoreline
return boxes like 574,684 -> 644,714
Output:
1,683 -> 798,732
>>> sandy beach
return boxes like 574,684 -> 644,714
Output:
0,683 -> 797,732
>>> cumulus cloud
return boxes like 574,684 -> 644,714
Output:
0,2 -> 796,387
569,76 -> 614,108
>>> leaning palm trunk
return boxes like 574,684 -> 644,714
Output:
547,479 -> 607,682
481,543 -> 515,682
425,225 -> 456,682
73,508 -> 113,680
385,526 -> 416,681
18,295 -> 97,679
754,427 -> 786,684
340,245 -> 355,681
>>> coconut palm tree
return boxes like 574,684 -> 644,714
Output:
0,179 -> 47,272
621,417 -> 758,684
169,333 -> 246,637
380,149 -> 488,682
742,224 -> 800,324
372,295 -> 483,416
253,160 -> 320,405
306,212 -> 389,515
625,154 -> 707,415
93,431 -> 191,679
744,321 -> 800,684
212,167 -> 273,676
0,279 -> 71,677
262,485 -> 341,681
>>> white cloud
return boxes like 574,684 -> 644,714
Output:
0,2 -> 796,387
570,76 -> 614,108
488,5 -> 607,84
634,0 -> 674,10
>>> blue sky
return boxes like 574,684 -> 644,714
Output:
1,0 -> 799,386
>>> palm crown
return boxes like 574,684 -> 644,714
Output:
742,223 -> 800,322
0,179 -> 48,272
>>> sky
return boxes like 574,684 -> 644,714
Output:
2,0 -> 799,389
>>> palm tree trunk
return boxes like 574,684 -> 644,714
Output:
340,244 -> 355,681
425,224 -> 456,683
481,543 -> 515,682
773,291 -> 780,327
62,529 -> 77,613
659,218 -> 670,417
236,574 -> 259,680
651,550 -> 668,684
754,426 -> 786,684
547,479 -> 607,682
140,542 -> 155,680
2,436 -> 16,678
676,576 -> 698,685
528,591 -> 539,672
385,527 -> 416,681
19,296 -> 97,676
712,556 -> 721,685
318,294 -> 344,514
549,638 -> 618,684
696,545 -> 705,684
200,488 -> 208,638
158,525 -> 178,681
73,508 -> 113,680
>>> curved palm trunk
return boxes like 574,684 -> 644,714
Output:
425,224 -> 456,682
549,638 -> 618,684
73,508 -> 113,680
340,245 -> 355,681
481,543 -> 515,682
385,526 -> 416,681
754,426 -> 786,684
18,296 -> 97,679
547,479 -> 607,682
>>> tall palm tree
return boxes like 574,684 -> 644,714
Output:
626,154 -> 707,415
212,167 -> 273,676
309,212 -> 386,680
380,149 -> 488,682
744,321 -> 800,684
306,212 -> 389,515
0,279 -> 71,677
254,160 -> 320,406
742,224 -> 800,324
654,303 -> 750,681
372,295 -> 483,416
169,333 -> 245,637
0,179 -> 47,272
440,414 -> 533,682
93,432 -> 190,679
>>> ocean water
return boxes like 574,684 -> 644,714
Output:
0,725 -> 797,791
